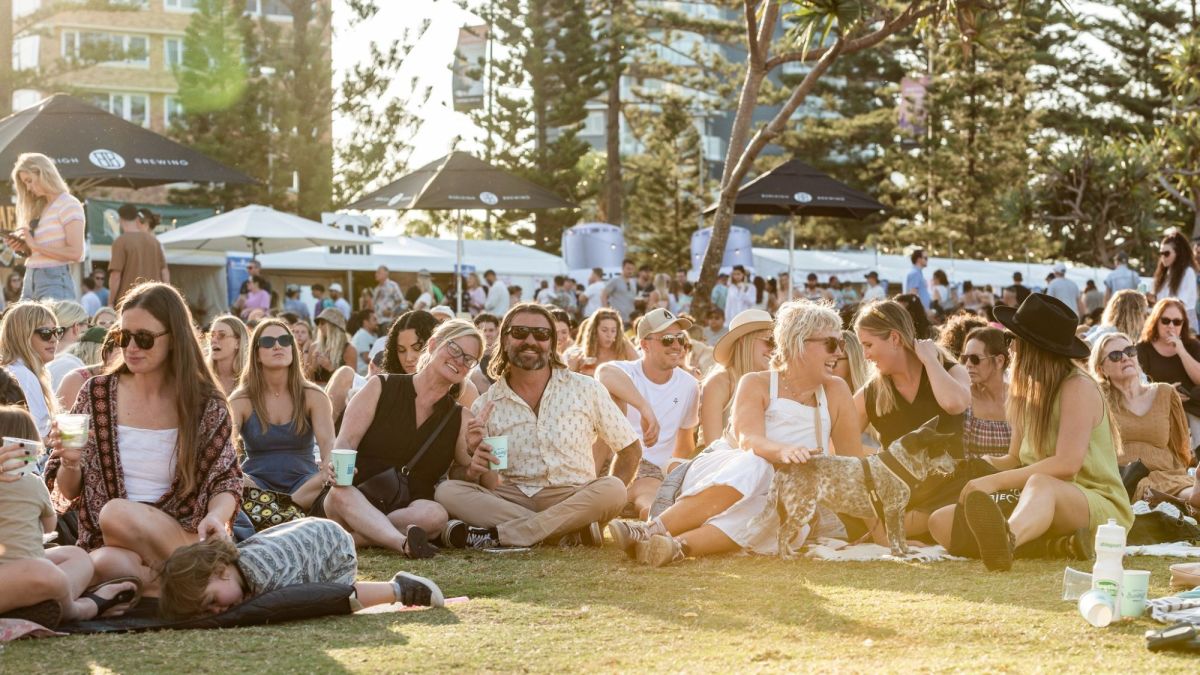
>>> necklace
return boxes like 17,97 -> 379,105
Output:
778,370 -> 817,403
267,388 -> 284,399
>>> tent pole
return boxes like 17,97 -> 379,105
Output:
346,270 -> 353,309
788,220 -> 795,296
456,213 -> 464,314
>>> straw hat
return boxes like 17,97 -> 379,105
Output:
714,309 -> 773,366
315,307 -> 346,332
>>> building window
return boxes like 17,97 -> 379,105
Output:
90,93 -> 151,127
13,35 -> 39,70
582,110 -> 604,136
245,0 -> 295,17
164,96 -> 185,127
62,31 -> 149,68
165,0 -> 202,9
165,37 -> 184,68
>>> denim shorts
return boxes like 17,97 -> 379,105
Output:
21,265 -> 76,302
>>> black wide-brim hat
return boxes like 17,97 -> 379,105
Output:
993,293 -> 1090,359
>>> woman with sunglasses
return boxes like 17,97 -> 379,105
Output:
323,319 -> 485,558
1093,332 -> 1194,504
310,308 -> 355,386
613,300 -> 864,567
568,308 -> 637,377
1137,298 -> 1200,445
230,320 -> 335,514
1153,231 -> 1197,326
91,306 -> 118,330
700,309 -> 773,446
0,301 -> 61,436
206,315 -> 249,398
853,300 -> 970,539
43,283 -> 242,594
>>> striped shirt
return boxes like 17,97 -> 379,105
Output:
236,518 -> 357,595
26,192 -> 84,268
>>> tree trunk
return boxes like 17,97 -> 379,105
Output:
0,0 -> 13,117
602,0 -> 623,225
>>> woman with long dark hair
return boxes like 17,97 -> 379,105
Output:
1153,231 -> 1197,326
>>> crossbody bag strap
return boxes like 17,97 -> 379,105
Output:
400,402 -> 458,477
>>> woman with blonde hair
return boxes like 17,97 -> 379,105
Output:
568,307 -> 637,377
310,307 -> 356,386
230,320 -> 335,513
832,329 -> 879,451
1084,289 -> 1147,346
700,309 -> 774,446
648,273 -> 676,313
91,306 -> 118,330
206,315 -> 249,397
0,301 -> 60,435
47,300 -> 90,391
1091,331 -> 1194,503
928,294 -> 1131,571
6,154 -> 85,301
610,299 -> 864,566
55,327 -> 117,410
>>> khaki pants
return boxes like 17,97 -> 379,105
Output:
434,477 -> 626,547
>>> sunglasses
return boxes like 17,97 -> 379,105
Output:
805,336 -> 846,354
506,325 -> 552,342
647,333 -> 688,347
959,353 -> 997,366
1160,317 -> 1185,327
1104,345 -> 1138,363
1160,249 -> 1174,257
258,334 -> 294,349
33,327 -> 66,341
757,336 -> 777,350
445,340 -> 479,369
112,328 -> 169,350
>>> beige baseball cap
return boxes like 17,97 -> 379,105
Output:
637,308 -> 692,340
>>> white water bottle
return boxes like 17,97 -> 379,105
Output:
1091,519 -> 1125,603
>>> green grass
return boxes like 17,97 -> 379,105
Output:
3,548 -> 1197,673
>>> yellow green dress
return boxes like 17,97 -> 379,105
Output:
1018,375 -> 1134,532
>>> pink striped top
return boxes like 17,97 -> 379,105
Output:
26,192 -> 85,268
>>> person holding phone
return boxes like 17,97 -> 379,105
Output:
8,154 -> 85,301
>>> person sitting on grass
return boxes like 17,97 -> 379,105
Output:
158,517 -> 443,619
0,406 -> 140,627
927,294 -> 1133,571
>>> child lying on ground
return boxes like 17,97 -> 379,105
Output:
159,517 -> 444,619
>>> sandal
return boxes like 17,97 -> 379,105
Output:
0,599 -> 63,629
82,576 -> 143,618
402,526 -> 438,560
963,490 -> 1014,572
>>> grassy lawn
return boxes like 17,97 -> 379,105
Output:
3,547 -> 1197,673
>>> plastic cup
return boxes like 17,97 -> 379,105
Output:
1078,589 -> 1115,627
2,437 -> 43,476
331,449 -> 357,486
56,413 -> 90,449
484,436 -> 508,471
1120,570 -> 1151,618
1062,566 -> 1094,601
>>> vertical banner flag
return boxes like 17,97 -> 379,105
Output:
452,25 -> 488,112
898,76 -> 930,140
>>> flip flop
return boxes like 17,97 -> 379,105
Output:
402,526 -> 438,560
82,576 -> 143,618
0,599 -> 63,629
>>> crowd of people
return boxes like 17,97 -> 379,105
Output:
2,151 -> 1200,630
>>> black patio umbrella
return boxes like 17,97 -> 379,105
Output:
0,94 -> 256,190
346,151 -> 577,312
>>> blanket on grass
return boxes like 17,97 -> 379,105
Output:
804,538 -> 966,562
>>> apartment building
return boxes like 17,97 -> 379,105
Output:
11,0 -> 329,133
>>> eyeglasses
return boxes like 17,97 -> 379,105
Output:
1104,345 -> 1138,363
445,340 -> 479,369
112,328 -> 169,350
647,333 -> 688,347
257,334 -> 294,349
506,325 -> 552,342
1160,317 -> 1185,327
33,327 -> 65,341
804,336 -> 846,354
757,336 -> 777,350
959,353 -> 997,366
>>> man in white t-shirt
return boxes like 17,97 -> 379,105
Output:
862,271 -> 887,303
582,267 -> 606,318
349,309 -> 378,375
483,269 -> 510,317
596,308 -> 699,519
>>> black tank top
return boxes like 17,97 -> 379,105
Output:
865,360 -> 964,450
354,373 -> 462,501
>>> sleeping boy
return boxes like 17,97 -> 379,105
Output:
159,517 -> 443,619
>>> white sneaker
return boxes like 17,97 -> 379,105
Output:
640,534 -> 684,568
608,520 -> 650,559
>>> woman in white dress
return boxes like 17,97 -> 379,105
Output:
608,299 -> 865,566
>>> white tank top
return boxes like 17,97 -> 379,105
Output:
766,370 -> 831,454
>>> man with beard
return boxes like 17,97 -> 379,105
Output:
596,309 -> 699,519
435,303 -> 642,548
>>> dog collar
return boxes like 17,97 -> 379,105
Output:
878,448 -> 920,491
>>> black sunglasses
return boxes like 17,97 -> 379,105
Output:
959,353 -> 997,366
647,333 -> 688,347
1105,345 -> 1138,363
112,328 -> 169,350
506,325 -> 552,342
258,334 -> 294,349
804,336 -> 846,354
33,327 -> 66,341
1160,249 -> 1174,257
1160,317 -> 1185,327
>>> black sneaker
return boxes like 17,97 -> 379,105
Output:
391,572 -> 445,608
963,490 -> 1014,572
441,519 -> 468,548
581,521 -> 604,548
0,599 -> 62,628
402,526 -> 438,559
466,527 -> 501,550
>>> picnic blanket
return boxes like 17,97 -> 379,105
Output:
1125,542 -> 1200,558
804,538 -> 966,562
1147,589 -> 1200,625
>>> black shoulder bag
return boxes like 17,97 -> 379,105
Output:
356,405 -> 457,514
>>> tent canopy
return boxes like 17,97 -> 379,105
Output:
156,204 -> 378,256
0,94 -> 255,189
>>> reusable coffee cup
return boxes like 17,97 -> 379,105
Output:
1078,589 -> 1115,628
1120,570 -> 1151,618
484,436 -> 508,471
56,414 -> 90,449
1062,566 -> 1094,602
2,437 -> 43,477
331,449 -> 357,486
